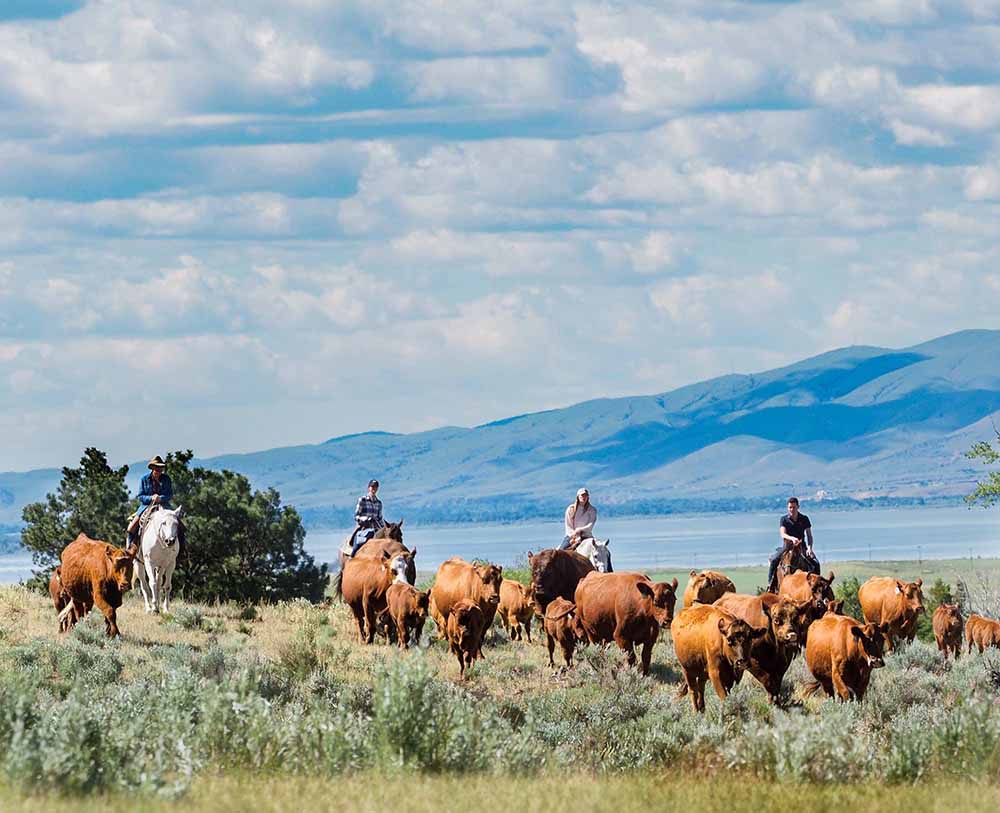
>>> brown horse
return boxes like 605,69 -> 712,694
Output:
332,520 -> 412,597
772,543 -> 815,593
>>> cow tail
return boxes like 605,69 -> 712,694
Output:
57,601 -> 75,625
801,680 -> 822,698
675,683 -> 689,699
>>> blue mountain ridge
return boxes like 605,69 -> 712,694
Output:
2,329 -> 998,527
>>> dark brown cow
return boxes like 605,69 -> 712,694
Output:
966,613 -> 1000,654
858,576 -> 924,652
527,549 -> 594,616
543,597 -> 579,668
379,582 -> 430,649
573,572 -> 678,675
683,570 -> 735,608
804,614 -> 889,701
498,579 -> 535,642
671,604 -> 755,712
932,603 -> 963,660
48,566 -> 80,633
714,593 -> 813,703
429,557 -> 503,637
341,550 -> 416,644
446,598 -> 486,679
58,533 -> 137,638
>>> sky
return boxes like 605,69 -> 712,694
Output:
1,0 -> 999,472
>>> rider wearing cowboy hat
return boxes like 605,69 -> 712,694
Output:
127,455 -> 186,557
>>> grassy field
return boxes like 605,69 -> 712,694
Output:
0,558 -> 999,809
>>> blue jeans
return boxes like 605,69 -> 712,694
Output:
351,529 -> 375,556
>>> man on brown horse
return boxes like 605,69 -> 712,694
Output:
767,497 -> 819,591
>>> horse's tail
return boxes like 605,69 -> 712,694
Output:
331,567 -> 344,599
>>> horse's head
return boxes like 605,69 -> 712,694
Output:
582,538 -> 612,573
381,520 -> 404,543
155,506 -> 183,549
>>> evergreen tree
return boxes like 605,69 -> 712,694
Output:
966,429 -> 1000,508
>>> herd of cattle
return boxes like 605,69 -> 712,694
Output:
42,528 -> 1000,710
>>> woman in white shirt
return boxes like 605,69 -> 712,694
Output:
561,488 -> 596,550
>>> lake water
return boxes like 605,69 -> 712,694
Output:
4,505 -> 997,583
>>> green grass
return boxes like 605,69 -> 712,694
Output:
2,773 -> 1000,812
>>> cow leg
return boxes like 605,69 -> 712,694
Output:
614,627 -> 637,668
692,672 -> 707,713
94,595 -> 121,638
396,617 -> 408,650
525,616 -> 532,644
547,633 -> 556,667
830,659 -> 853,701
413,618 -> 425,647
706,661 -> 731,702
640,639 -> 653,677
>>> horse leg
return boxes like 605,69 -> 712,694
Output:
147,560 -> 161,614
162,560 -> 175,614
136,556 -> 153,612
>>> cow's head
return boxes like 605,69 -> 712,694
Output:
687,570 -> 732,604
717,615 -> 754,671
896,578 -> 924,614
382,550 -> 411,584
824,599 -> 845,616
853,622 -> 890,668
415,590 -> 431,614
764,597 -> 813,648
638,577 -> 679,628
474,563 -> 503,606
106,545 -> 135,592
937,603 -> 962,633
805,571 -> 836,610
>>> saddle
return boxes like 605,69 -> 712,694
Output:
126,504 -> 160,549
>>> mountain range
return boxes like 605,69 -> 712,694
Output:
3,329 -> 999,529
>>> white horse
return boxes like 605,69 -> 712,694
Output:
575,537 -> 612,572
135,506 -> 183,614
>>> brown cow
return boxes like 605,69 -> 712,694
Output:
429,557 -> 503,638
965,613 -> 1000,654
683,570 -> 735,608
778,570 -> 836,617
341,549 -> 416,644
543,597 -> 579,668
714,593 -> 813,703
58,534 -> 137,638
527,549 -> 594,616
858,576 -> 924,652
574,572 -> 679,675
671,604 -> 755,712
446,598 -> 486,679
378,582 -> 430,649
804,614 -> 889,701
498,580 -> 535,642
931,603 -> 963,660
48,566 -> 80,633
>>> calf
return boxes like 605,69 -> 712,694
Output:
858,576 -> 924,652
446,598 -> 486,679
683,570 -> 735,608
341,550 -> 414,644
543,597 -> 579,668
804,614 -> 889,701
966,613 -> 1000,654
58,534 -> 137,638
430,557 -> 503,638
498,579 -> 535,642
671,604 -> 754,712
574,572 -> 678,675
932,604 -> 963,660
380,582 -> 430,649
48,566 -> 80,633
714,593 -> 813,703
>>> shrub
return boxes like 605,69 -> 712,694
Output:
835,576 -> 863,620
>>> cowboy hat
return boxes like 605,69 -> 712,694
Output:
148,455 -> 167,470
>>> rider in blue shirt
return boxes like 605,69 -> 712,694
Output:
127,455 -> 185,557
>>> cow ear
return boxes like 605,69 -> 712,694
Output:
409,547 -> 417,558
717,617 -> 729,634
636,582 -> 654,598
915,578 -> 922,588
851,625 -> 867,640
527,551 -> 533,561
671,577 -> 679,591
106,546 -> 115,561
761,602 -> 772,619
894,583 -> 902,594
689,570 -> 698,577
496,565 -> 503,575
398,518 -> 404,528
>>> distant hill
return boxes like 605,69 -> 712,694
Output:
2,330 -> 999,527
